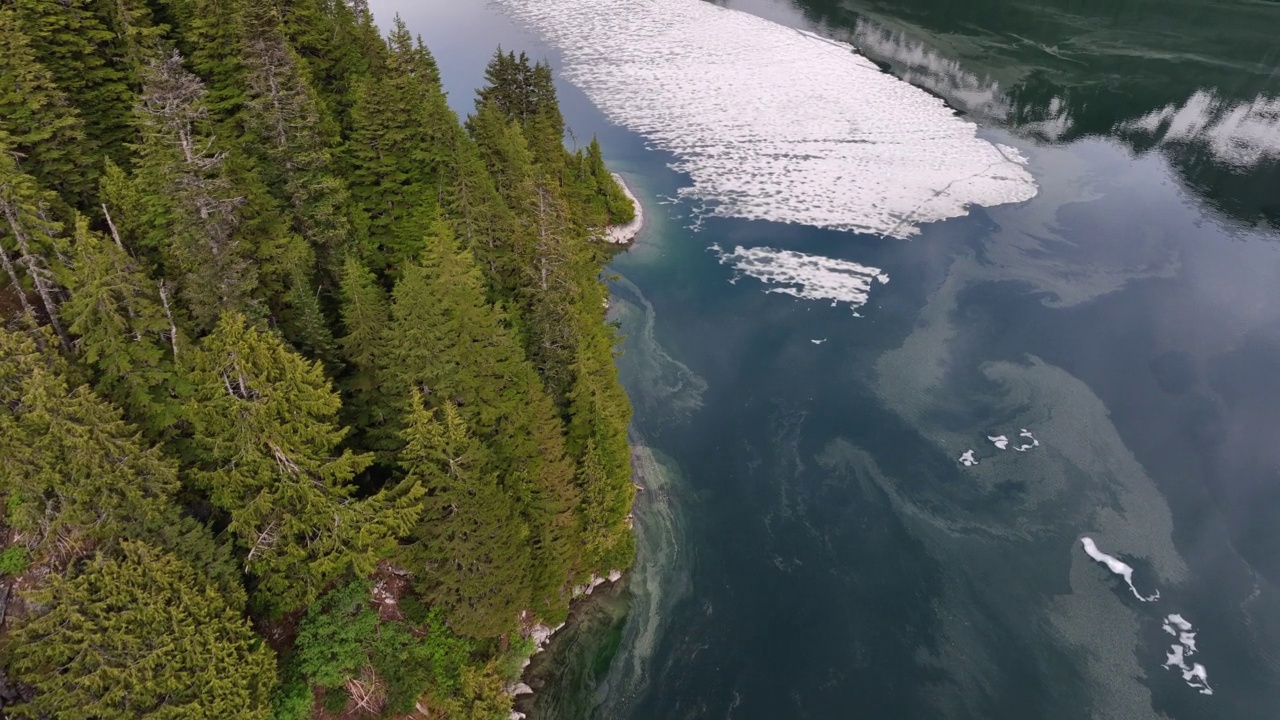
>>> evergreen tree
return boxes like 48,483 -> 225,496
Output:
6,541 -> 276,720
242,3 -> 357,272
0,327 -> 177,563
10,0 -> 135,163
344,15 -> 454,271
131,51 -> 258,331
382,226 -> 581,614
336,254 -> 390,442
0,8 -> 97,208
58,215 -> 180,435
0,132 -> 70,349
398,397 -> 531,638
183,312 -> 422,612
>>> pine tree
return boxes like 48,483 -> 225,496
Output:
131,51 -> 258,331
0,133 -> 70,349
0,8 -> 97,209
242,3 -> 357,272
336,254 -> 390,444
344,15 -> 455,271
0,326 -> 178,564
97,0 -> 169,81
6,541 -> 277,720
58,215 -> 180,435
10,0 -> 135,163
183,312 -> 422,612
398,396 -> 531,638
381,226 -> 581,613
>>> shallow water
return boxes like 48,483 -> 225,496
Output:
374,1 -> 1280,717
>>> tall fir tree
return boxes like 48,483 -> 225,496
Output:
0,132 -> 70,348
397,396 -> 532,638
0,8 -> 97,210
0,326 -> 177,564
10,0 -> 135,164
57,214 -> 181,435
183,312 -> 422,612
381,225 -> 581,615
6,541 -> 277,720
130,51 -> 258,331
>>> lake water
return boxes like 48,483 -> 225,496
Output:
372,1 -> 1280,718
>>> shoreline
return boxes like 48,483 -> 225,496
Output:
606,172 -> 644,244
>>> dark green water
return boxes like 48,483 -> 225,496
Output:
375,1 -> 1280,718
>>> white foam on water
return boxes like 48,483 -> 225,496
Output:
1080,537 -> 1161,602
493,0 -> 1038,238
1162,613 -> 1213,695
712,245 -> 889,314
988,434 -> 1010,450
958,450 -> 978,467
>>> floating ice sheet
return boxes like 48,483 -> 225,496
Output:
1080,537 -> 1160,603
711,244 -> 888,313
494,0 -> 1038,238
988,434 -> 1010,450
1162,614 -> 1213,695
958,450 -> 978,467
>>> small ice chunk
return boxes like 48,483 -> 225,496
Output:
1079,537 -> 1160,602
958,450 -> 978,467
1162,613 -> 1211,694
811,338 -> 827,345
988,435 -> 1010,450
1012,429 -> 1040,451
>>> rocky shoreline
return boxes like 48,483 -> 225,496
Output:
606,173 -> 644,244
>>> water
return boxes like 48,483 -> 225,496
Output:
373,1 -> 1280,718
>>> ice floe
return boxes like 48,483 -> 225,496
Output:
811,338 -> 827,345
1080,537 -> 1160,602
1162,614 -> 1213,695
711,244 -> 888,314
493,0 -> 1038,238
958,450 -> 978,467
1012,429 -> 1040,452
988,434 -> 1010,450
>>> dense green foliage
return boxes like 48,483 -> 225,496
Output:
0,2 -> 636,717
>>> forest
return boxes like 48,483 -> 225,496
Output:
0,0 -> 638,717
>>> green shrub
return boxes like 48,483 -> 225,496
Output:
0,547 -> 31,576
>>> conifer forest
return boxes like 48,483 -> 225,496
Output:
0,1 -> 639,717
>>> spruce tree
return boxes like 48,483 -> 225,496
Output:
0,8 -> 97,209
381,226 -> 581,614
10,0 -> 135,163
336,254 -> 390,444
6,541 -> 277,720
242,3 -> 357,272
58,215 -> 180,435
0,327 -> 177,564
183,312 -> 422,612
131,51 -> 258,331
0,132 -> 71,349
344,15 -> 454,271
398,396 -> 532,638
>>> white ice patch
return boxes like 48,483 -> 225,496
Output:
1162,614 -> 1213,695
1080,537 -> 1161,602
811,338 -> 827,345
958,450 -> 978,467
493,0 -> 1038,238
988,434 -> 1010,450
712,245 -> 888,314
1012,429 -> 1040,452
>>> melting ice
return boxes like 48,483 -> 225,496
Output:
493,0 -> 1038,237
712,245 -> 888,314
1163,614 -> 1213,695
958,450 -> 978,467
1079,537 -> 1161,602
